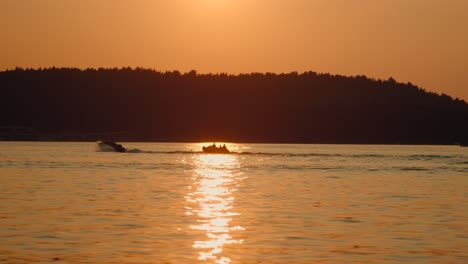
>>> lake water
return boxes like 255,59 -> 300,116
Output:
0,142 -> 467,263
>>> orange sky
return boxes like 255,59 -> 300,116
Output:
1,0 -> 467,100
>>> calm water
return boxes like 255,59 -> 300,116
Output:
0,142 -> 467,263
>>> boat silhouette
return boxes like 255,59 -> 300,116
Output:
97,141 -> 126,152
202,143 -> 230,154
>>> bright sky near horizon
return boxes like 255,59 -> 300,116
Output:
1,0 -> 467,100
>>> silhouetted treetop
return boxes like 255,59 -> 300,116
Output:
1,67 -> 467,144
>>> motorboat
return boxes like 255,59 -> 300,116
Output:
97,140 -> 126,152
202,143 -> 230,154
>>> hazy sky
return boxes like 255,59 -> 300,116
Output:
1,0 -> 467,100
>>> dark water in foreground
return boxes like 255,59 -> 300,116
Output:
0,142 -> 467,263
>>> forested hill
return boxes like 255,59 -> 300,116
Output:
1,68 -> 467,144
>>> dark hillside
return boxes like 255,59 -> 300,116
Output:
1,68 -> 467,144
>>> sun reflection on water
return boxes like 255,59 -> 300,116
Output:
185,153 -> 244,263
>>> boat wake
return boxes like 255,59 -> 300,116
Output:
96,149 -> 464,160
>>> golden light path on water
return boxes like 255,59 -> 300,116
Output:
185,146 -> 245,264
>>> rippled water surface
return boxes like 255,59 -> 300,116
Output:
1,142 -> 467,263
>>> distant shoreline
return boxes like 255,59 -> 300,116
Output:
2,68 -> 467,145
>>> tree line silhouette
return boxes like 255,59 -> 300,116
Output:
1,67 -> 467,144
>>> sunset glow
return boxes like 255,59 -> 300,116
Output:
1,0 -> 468,100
